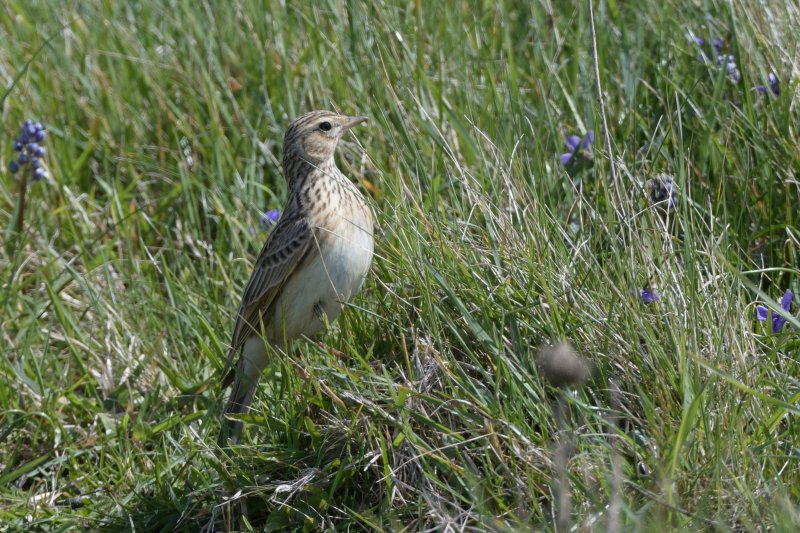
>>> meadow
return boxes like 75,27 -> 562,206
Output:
1,0 -> 799,530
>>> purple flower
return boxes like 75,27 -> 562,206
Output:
769,73 -> 780,95
695,36 -> 723,63
757,72 -> 780,96
648,174 -> 678,209
726,57 -> 740,83
8,119 -> 48,180
560,131 -> 594,166
694,37 -> 740,83
261,209 -> 281,229
641,287 -> 660,304
756,290 -> 794,333
248,209 -> 282,236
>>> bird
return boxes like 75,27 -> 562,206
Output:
218,110 -> 374,447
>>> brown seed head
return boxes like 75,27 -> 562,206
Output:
282,110 -> 367,184
537,342 -> 591,388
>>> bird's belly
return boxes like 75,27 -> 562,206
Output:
266,210 -> 373,342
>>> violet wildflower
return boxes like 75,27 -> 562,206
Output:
641,287 -> 659,304
756,290 -> 793,333
560,131 -> 594,166
248,209 -> 281,236
726,56 -> 740,83
261,209 -> 281,229
694,37 -> 740,83
768,72 -> 780,95
757,72 -> 780,96
648,174 -> 678,209
695,36 -> 723,64
8,120 -> 48,180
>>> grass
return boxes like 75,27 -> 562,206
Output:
1,0 -> 799,530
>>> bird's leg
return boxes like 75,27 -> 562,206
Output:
313,304 -> 350,360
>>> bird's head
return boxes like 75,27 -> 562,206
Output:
282,110 -> 367,174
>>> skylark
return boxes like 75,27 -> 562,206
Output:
218,110 -> 374,446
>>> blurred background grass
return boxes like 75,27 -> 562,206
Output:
1,0 -> 799,530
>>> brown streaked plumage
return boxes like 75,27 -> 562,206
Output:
218,110 -> 374,447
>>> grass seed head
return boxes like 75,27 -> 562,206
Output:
537,342 -> 591,389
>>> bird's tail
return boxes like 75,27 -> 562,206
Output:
218,344 -> 265,448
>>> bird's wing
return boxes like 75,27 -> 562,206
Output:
225,213 -> 314,362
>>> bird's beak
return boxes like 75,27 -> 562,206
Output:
342,115 -> 368,130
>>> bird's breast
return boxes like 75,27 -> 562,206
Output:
266,191 -> 374,342
312,194 -> 374,299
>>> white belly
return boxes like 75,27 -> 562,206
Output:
266,205 -> 373,342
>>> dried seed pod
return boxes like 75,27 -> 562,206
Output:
537,342 -> 591,388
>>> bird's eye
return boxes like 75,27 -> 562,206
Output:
319,121 -> 332,132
